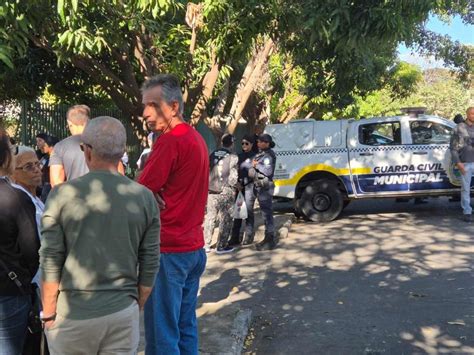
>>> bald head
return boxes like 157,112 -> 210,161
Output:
466,107 -> 474,125
81,116 -> 126,164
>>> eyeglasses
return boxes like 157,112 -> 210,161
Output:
16,161 -> 41,172
80,143 -> 93,152
241,141 -> 251,146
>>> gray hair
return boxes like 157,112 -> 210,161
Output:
141,74 -> 184,115
16,146 -> 36,157
67,104 -> 91,125
81,116 -> 126,163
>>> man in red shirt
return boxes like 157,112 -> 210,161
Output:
138,74 -> 209,355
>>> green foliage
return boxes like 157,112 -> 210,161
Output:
0,0 -> 471,133
347,68 -> 472,119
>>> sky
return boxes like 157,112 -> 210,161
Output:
398,15 -> 473,69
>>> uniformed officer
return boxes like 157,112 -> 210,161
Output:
249,133 -> 277,251
203,134 -> 239,253
228,135 -> 257,247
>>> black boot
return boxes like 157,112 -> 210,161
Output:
242,234 -> 254,245
256,233 -> 277,251
227,234 -> 241,248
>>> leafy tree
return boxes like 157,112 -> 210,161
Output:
346,67 -> 472,119
0,0 -> 472,143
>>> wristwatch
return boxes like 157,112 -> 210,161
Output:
39,311 -> 56,322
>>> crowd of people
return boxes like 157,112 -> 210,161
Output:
0,73 -> 278,355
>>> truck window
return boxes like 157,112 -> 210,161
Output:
410,121 -> 452,144
358,122 -> 401,146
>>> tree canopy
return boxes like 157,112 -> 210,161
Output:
0,0 -> 472,142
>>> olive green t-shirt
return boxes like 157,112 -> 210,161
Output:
40,170 -> 160,320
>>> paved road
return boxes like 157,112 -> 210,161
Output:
245,197 -> 474,354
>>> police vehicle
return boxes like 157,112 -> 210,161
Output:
265,110 -> 470,222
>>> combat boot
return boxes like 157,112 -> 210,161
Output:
256,233 -> 277,251
227,234 -> 242,248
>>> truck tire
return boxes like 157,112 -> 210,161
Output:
300,180 -> 344,222
294,199 -> 304,218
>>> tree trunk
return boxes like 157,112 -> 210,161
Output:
227,38 -> 275,134
189,55 -> 221,126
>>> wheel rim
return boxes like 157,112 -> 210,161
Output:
312,193 -> 331,212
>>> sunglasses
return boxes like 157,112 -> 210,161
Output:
80,143 -> 93,152
241,141 -> 251,146
16,161 -> 41,173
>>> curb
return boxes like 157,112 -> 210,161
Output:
229,309 -> 253,355
278,214 -> 295,240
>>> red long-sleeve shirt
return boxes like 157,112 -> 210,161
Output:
139,123 -> 209,253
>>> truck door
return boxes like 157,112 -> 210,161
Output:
348,119 -> 410,195
406,118 -> 459,192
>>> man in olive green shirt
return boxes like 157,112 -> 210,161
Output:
39,116 -> 160,355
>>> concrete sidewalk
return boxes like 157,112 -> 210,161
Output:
138,207 -> 294,354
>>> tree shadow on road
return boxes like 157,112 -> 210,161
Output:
198,197 -> 474,354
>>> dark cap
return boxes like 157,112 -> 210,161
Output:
221,133 -> 235,147
257,134 -> 273,143
257,134 -> 275,148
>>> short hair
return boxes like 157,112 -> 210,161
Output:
81,116 -> 126,163
221,134 -> 234,148
67,104 -> 91,125
0,128 -> 13,171
16,146 -> 36,158
467,107 -> 474,114
141,74 -> 184,115
453,114 -> 464,124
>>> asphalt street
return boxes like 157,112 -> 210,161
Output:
245,197 -> 474,354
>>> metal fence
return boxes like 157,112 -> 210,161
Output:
12,101 -> 142,171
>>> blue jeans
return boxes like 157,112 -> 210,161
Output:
0,295 -> 31,355
144,249 -> 206,355
460,162 -> 474,215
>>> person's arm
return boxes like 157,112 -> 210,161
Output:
450,126 -> 465,174
39,189 -> 66,328
49,165 -> 65,187
49,145 -> 65,187
137,193 -> 161,309
138,138 -> 177,193
41,281 -> 60,329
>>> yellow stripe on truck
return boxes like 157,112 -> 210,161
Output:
274,164 -> 372,187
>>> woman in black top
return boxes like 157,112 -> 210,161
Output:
0,129 -> 40,354
228,135 -> 257,246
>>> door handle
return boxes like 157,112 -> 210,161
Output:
413,152 -> 428,155
359,153 -> 373,156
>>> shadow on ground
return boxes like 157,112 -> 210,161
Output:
244,198 -> 474,354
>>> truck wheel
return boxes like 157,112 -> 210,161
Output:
294,199 -> 304,218
300,180 -> 344,222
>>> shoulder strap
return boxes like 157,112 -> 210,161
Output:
0,258 -> 26,295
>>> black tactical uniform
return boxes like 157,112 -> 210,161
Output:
249,134 -> 277,250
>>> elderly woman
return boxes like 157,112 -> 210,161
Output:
0,130 -> 40,354
11,146 -> 45,246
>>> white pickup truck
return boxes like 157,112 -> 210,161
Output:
265,113 -> 471,222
